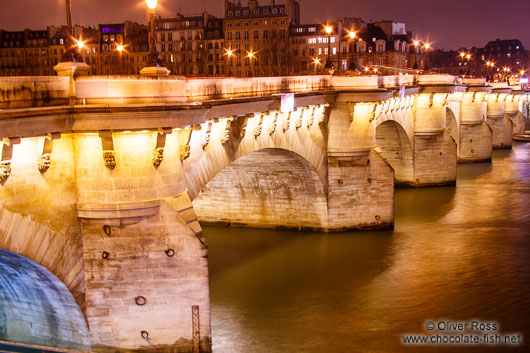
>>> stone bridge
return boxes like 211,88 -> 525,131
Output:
0,73 -> 528,352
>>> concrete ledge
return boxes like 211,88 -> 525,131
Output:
76,200 -> 160,220
460,120 -> 485,126
414,128 -> 445,136
457,157 -> 492,164
199,220 -> 394,233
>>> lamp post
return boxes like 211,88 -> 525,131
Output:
146,0 -> 160,67
60,0 -> 82,62
313,58 -> 321,75
459,52 -> 465,75
465,53 -> 472,76
324,25 -> 334,70
140,0 -> 170,75
423,43 -> 430,71
54,0 -> 89,79
412,40 -> 419,70
247,51 -> 255,77
225,48 -> 234,76
348,31 -> 357,73
117,44 -> 124,74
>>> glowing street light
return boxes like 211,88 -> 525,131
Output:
146,0 -> 157,9
412,40 -> 420,69
348,30 -> 357,72
59,0 -> 84,63
324,24 -> 334,70
423,42 -> 431,71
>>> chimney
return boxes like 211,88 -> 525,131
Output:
249,0 -> 257,11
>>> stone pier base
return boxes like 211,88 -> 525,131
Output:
458,121 -> 493,163
487,114 -> 513,149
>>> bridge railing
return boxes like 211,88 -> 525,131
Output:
0,76 -> 69,109
0,73 -> 472,109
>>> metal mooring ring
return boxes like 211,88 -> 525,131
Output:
165,248 -> 175,257
141,331 -> 149,340
135,296 -> 147,306
101,251 -> 109,259
103,225 -> 111,236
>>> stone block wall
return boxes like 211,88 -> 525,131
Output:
486,115 -> 513,149
326,149 -> 394,231
73,131 -> 211,352
458,122 -> 493,163
193,148 -> 328,231
412,130 -> 457,186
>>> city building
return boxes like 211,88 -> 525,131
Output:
223,0 -> 300,77
290,22 -> 341,75
354,22 -> 412,73
98,22 -> 149,75
155,12 -> 224,77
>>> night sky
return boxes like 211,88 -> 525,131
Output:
0,0 -> 529,50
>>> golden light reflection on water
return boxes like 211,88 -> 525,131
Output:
206,142 -> 530,353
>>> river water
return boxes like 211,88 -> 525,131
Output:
205,142 -> 530,353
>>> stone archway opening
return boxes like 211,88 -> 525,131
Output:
375,120 -> 414,185
192,148 -> 328,231
446,107 -> 459,143
0,249 -> 90,351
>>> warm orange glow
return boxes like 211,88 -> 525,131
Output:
520,69 -> 526,75
466,54 -> 471,60
348,31 -> 356,40
226,49 -> 233,56
313,58 -> 320,64
373,68 -> 378,73
413,40 -> 420,47
76,40 -> 85,49
146,0 -> 157,10
325,25 -> 333,35
247,51 -> 255,59
460,52 -> 466,58
117,44 -> 124,53
424,43 -> 430,49
364,67 -> 370,72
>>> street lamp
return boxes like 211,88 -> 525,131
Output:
313,57 -> 321,74
412,40 -> 420,69
247,51 -> 255,77
459,52 -> 465,73
424,42 -> 430,71
60,0 -> 83,62
225,48 -> 234,76
146,0 -> 160,67
324,25 -> 334,70
116,44 -> 125,74
348,31 -> 357,72
140,0 -> 170,75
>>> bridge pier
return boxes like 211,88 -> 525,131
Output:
457,88 -> 493,163
487,89 -> 513,149
73,132 -> 211,353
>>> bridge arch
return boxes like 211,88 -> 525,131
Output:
375,120 -> 414,185
183,111 -> 328,201
0,204 -> 86,315
0,248 -> 90,351
192,148 -> 328,231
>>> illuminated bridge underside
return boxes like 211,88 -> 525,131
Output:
0,249 -> 90,352
193,148 -> 328,231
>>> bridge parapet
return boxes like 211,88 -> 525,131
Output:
0,76 -> 69,109
1,74 -> 466,110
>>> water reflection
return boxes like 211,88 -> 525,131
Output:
206,142 -> 530,353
